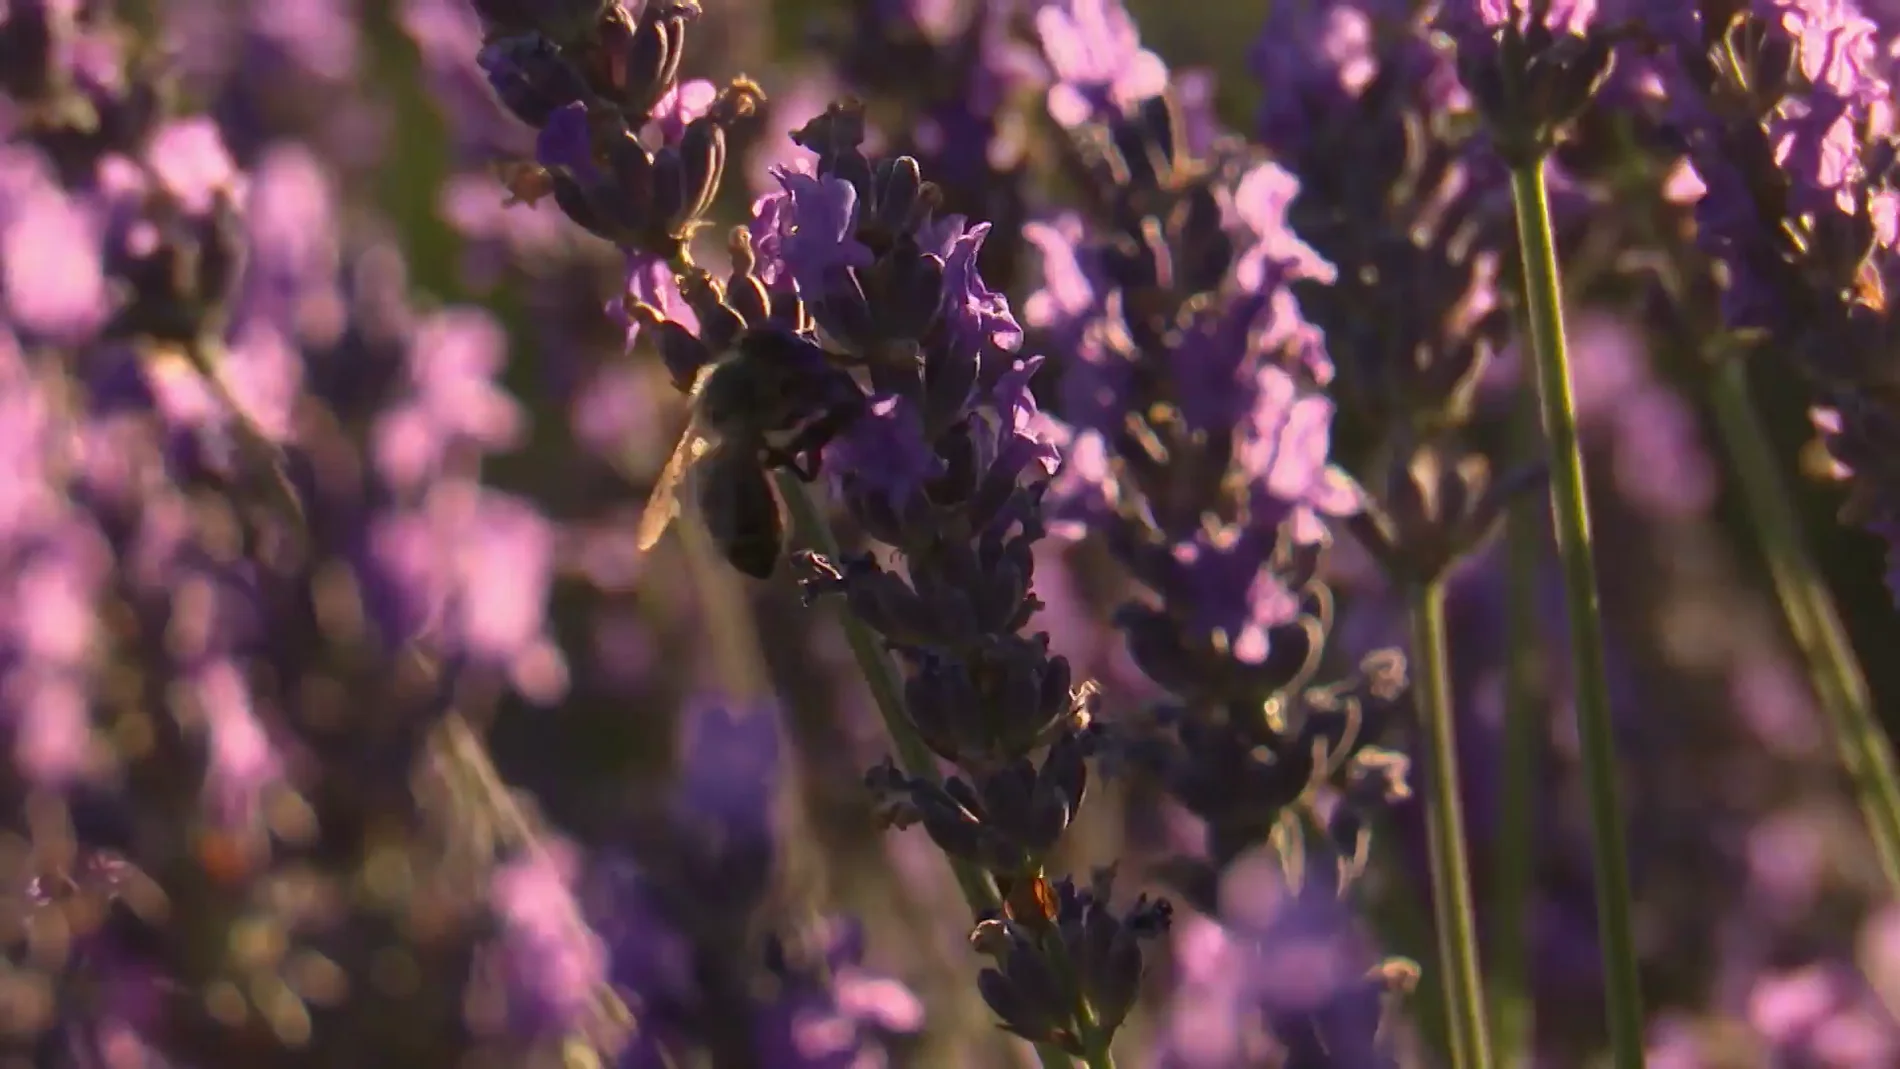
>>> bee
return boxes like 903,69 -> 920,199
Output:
636,329 -> 865,578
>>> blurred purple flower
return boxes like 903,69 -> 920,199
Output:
672,696 -> 784,837
491,841 -> 612,1037
238,144 -> 344,344
1442,0 -> 1600,38
1232,161 -> 1336,300
187,658 -> 283,827
146,117 -> 243,216
578,699 -> 924,1068
751,917 -> 926,1068
371,308 -> 525,492
1748,963 -> 1900,1067
1129,523 -> 1305,666
1236,365 -> 1361,545
402,0 -> 536,161
3,533 -> 107,786
363,483 -> 563,700
1033,0 -> 1170,126
1,158 -> 108,341
1156,849 -> 1402,1069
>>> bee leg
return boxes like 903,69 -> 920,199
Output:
762,445 -> 824,483
789,451 -> 824,483
766,404 -> 861,483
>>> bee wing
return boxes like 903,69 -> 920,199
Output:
636,411 -> 717,552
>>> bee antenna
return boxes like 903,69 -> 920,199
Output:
729,226 -> 757,273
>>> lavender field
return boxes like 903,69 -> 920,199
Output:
5,0 -> 1900,1067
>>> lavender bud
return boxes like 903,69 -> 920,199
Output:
1056,877 -> 1172,1037
1350,440 -> 1534,583
1113,602 -> 1323,709
869,155 -> 927,238
789,100 -> 876,202
1441,1 -> 1618,163
904,654 -> 987,760
867,240 -> 948,348
593,0 -> 698,119
977,946 -> 1073,1050
868,742 -> 1086,873
477,34 -> 593,129
803,551 -> 969,648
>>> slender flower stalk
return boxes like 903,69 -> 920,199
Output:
777,474 -> 1002,917
778,474 -> 1082,1069
1629,0 -> 1900,904
1405,579 -> 1493,1069
1019,8 -> 1419,1063
464,1 -> 1150,1058
1252,5 -> 1532,1062
1493,392 -> 1545,1065
1442,1 -> 1644,1059
1509,159 -> 1646,1069
1706,359 -> 1900,890
1569,0 -> 1900,898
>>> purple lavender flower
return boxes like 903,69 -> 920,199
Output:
1446,0 -> 1601,38
575,699 -> 924,1068
490,841 -> 613,1040
370,309 -> 525,492
158,0 -> 381,168
1033,0 -> 1170,127
1015,13 -> 1424,1058
404,0 -> 539,162
187,657 -> 284,828
770,169 -> 876,296
1020,68 -> 1359,669
1236,363 -> 1362,544
1439,0 -> 1619,163
0,149 -> 108,342
363,481 -> 563,699
814,0 -> 1043,291
1155,849 -> 1411,1069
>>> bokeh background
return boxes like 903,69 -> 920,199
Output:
6,1 -> 1900,1067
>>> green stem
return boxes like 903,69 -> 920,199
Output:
1707,358 -> 1900,892
777,473 -> 997,910
1057,936 -> 1116,1069
1507,160 -> 1646,1069
1492,395 -> 1543,1066
776,474 -> 1076,1069
1405,580 -> 1495,1069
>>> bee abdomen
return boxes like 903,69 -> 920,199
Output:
698,444 -> 786,579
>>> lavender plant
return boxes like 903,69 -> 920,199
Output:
465,3 -> 1163,1066
1014,3 -> 1437,1064
1436,3 -> 1646,1066
1250,5 -> 1539,1064
1623,0 -> 1900,901
0,3 -> 599,1066
10,0 -> 1900,1067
